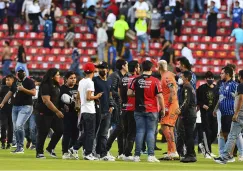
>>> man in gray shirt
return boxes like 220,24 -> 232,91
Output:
214,69 -> 243,164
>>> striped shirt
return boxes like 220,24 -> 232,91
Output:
219,80 -> 238,116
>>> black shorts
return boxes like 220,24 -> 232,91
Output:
150,29 -> 160,38
221,115 -> 233,133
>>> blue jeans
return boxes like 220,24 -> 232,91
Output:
2,60 -> 12,76
97,43 -> 106,61
134,112 -> 158,156
12,105 -> 33,149
164,30 -> 174,43
190,0 -> 204,15
43,36 -> 51,48
222,116 -> 243,159
87,22 -> 95,34
24,114 -> 36,146
15,62 -> 29,77
137,33 -> 149,53
69,61 -> 82,77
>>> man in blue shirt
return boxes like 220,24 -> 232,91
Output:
230,23 -> 243,60
43,14 -> 53,49
232,1 -> 243,29
107,42 -> 117,71
69,41 -> 82,76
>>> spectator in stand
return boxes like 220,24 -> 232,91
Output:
119,0 -> 130,17
116,0 -> 124,7
103,0 -> 111,9
133,0 -> 149,17
207,0 -> 219,38
181,42 -> 196,65
106,0 -> 119,16
127,1 -> 136,31
86,5 -> 96,34
15,42 -> 29,77
208,0 -> 221,9
28,0 -> 41,33
231,1 -> 243,29
74,0 -> 83,14
97,23 -> 108,61
22,0 -> 32,28
229,23 -> 243,61
135,18 -> 149,56
160,40 -> 175,72
43,14 -> 53,48
0,0 -> 5,24
108,42 -> 117,71
50,3 -> 61,33
65,15 -> 75,48
189,0 -> 204,18
227,0 -> 240,17
39,0 -> 51,12
113,15 -> 129,57
174,0 -> 185,36
162,6 -> 175,43
70,41 -> 82,76
1,41 -> 12,76
150,8 -> 162,43
106,10 -> 116,44
63,0 -> 71,10
122,43 -> 133,62
7,0 -> 17,36
169,0 -> 176,12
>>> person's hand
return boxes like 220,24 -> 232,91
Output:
0,103 -> 4,109
159,109 -> 165,118
96,92 -> 103,99
213,110 -> 217,117
203,105 -> 209,110
17,86 -> 25,92
56,110 -> 64,118
232,114 -> 238,122
109,107 -> 113,114
169,96 -> 172,104
175,108 -> 181,115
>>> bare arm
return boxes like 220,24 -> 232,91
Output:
86,91 -> 102,101
0,91 -> 13,107
157,93 -> 165,111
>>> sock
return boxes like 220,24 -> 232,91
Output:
218,136 -> 225,157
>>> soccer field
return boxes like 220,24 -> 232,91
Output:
0,141 -> 242,170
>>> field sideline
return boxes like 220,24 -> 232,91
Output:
0,141 -> 242,170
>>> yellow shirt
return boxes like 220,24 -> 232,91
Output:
113,19 -> 129,40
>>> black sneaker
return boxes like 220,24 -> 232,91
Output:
46,148 -> 57,158
1,143 -> 6,149
6,144 -> 11,149
180,156 -> 197,163
214,157 -> 227,164
11,148 -> 24,154
155,146 -> 162,151
36,154 -> 46,159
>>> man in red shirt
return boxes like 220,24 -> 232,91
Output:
119,60 -> 140,161
128,60 -> 165,163
106,0 -> 119,16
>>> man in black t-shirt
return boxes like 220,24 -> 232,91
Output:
0,66 -> 36,154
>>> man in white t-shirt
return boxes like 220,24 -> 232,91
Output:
106,10 -> 116,44
75,62 -> 103,161
181,42 -> 196,65
133,0 -> 149,13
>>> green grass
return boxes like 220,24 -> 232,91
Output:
0,141 -> 242,170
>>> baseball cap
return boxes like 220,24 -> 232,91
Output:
83,62 -> 95,72
16,66 -> 26,72
96,61 -> 108,69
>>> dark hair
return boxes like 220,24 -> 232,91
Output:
222,66 -> 233,78
177,57 -> 191,70
182,71 -> 192,82
239,70 -> 243,79
128,60 -> 139,73
142,60 -> 153,72
5,41 -> 10,46
226,63 -> 236,71
205,71 -> 214,79
44,14 -> 50,19
41,68 -> 60,87
64,71 -> 76,79
183,42 -> 187,47
116,59 -> 127,70
73,41 -> 79,48
2,75 -> 16,85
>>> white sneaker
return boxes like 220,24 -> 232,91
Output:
107,152 -> 116,160
227,157 -> 235,163
210,153 -> 217,157
62,153 -> 71,160
100,156 -> 115,161
133,156 -> 140,162
123,156 -> 134,161
84,154 -> 96,161
169,152 -> 180,160
147,156 -> 160,162
238,156 -> 243,161
205,153 -> 212,159
69,148 -> 79,160
117,154 -> 125,160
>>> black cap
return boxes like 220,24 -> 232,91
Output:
96,61 -> 108,69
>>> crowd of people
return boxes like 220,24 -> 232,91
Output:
0,57 -> 243,165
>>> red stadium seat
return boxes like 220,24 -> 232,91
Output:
14,24 -> 22,31
72,17 -> 82,24
28,63 -> 39,69
39,48 -> 50,55
217,28 -> 227,36
220,44 -> 233,51
56,41 -> 65,47
178,35 -> 189,42
228,51 -> 236,58
198,58 -> 209,65
85,49 -> 96,55
148,50 -> 159,57
221,20 -> 231,27
10,40 -> 21,46
87,42 -> 97,48
50,48 -> 61,55
16,32 -> 26,39
33,40 -> 43,47
0,24 -> 8,31
185,20 -> 198,27
194,51 -> 204,58
28,48 -> 39,54
56,25 -> 67,32
46,56 -> 56,62
78,41 -> 88,48
222,59 -> 233,66
23,40 -> 32,47
193,28 -> 206,35
210,59 -> 222,65
34,56 -> 45,62
75,33 -> 83,39
80,26 -> 88,32
182,28 -> 193,35
175,50 -> 181,56
56,56 -> 72,63
205,51 -> 215,58
216,51 -> 227,58
212,36 -> 224,43
197,44 -> 208,50
190,35 -> 200,42
201,36 -> 212,43
209,44 -> 219,50
150,43 -> 161,49
130,42 -> 137,49
0,32 -> 5,38
198,20 -> 207,27
27,32 -> 38,39
213,67 -> 221,74
26,56 -> 33,61
61,48 -> 72,55
217,13 -> 226,19
84,34 -> 95,40
80,56 -> 91,63
53,33 -> 64,40
40,63 -> 52,69
188,43 -> 197,50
